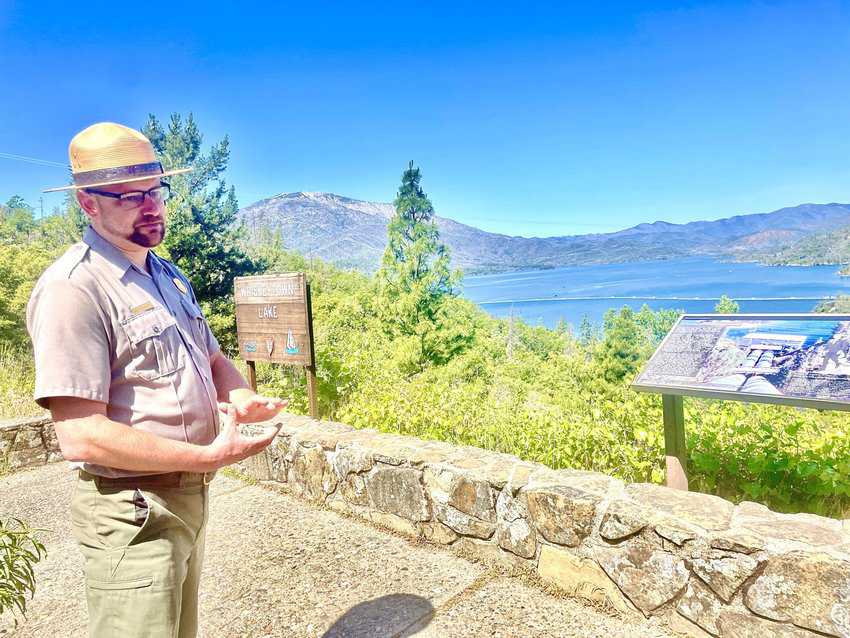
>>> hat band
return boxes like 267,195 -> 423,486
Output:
73,161 -> 164,187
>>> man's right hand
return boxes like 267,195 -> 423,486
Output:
205,403 -> 281,470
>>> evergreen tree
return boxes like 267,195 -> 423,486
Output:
596,306 -> 644,382
714,294 -> 740,314
63,192 -> 89,240
142,113 -> 262,354
142,113 -> 261,302
0,196 -> 35,242
376,162 -> 464,370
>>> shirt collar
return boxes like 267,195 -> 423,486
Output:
82,226 -> 147,279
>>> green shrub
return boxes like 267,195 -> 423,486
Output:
0,518 -> 46,625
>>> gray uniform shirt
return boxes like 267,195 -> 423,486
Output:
26,226 -> 221,477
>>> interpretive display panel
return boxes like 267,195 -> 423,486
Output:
234,273 -> 313,366
632,314 -> 850,411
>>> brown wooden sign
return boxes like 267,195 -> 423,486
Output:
234,273 -> 319,418
234,273 -> 312,366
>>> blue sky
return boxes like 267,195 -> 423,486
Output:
2,1 -> 850,237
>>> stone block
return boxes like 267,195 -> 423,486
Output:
656,522 -> 699,546
495,487 -> 536,559
287,444 -> 336,503
369,511 -> 419,537
449,474 -> 496,522
677,578 -> 723,635
0,425 -> 16,458
423,465 -> 455,504
453,537 -> 528,571
669,611 -> 716,638
266,436 -> 290,482
537,545 -> 634,614
496,516 -> 536,559
232,449 -> 271,481
600,498 -> 649,541
596,537 -> 689,613
8,446 -> 47,470
709,531 -> 765,555
691,550 -> 758,603
734,503 -> 845,548
525,485 -> 600,548
716,611 -> 820,637
744,551 -> 850,637
331,445 -> 374,478
365,466 -> 430,522
419,521 -> 458,545
339,474 -> 369,506
625,483 -> 734,531
434,503 -> 495,539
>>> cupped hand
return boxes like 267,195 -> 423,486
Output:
232,393 -> 288,423
207,403 -> 281,470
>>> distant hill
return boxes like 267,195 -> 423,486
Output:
238,193 -> 850,273
758,223 -> 850,271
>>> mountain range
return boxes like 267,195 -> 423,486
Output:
238,192 -> 850,274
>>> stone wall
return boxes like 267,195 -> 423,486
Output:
0,415 -> 60,471
5,414 -> 850,637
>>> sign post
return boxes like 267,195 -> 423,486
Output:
662,394 -> 687,491
633,313 -> 850,490
234,273 -> 319,420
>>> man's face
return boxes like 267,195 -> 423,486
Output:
77,177 -> 167,249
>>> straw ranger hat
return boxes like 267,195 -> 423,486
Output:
44,122 -> 191,192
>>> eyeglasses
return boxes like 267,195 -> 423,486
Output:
85,182 -> 171,210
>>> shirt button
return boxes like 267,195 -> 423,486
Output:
152,325 -> 161,334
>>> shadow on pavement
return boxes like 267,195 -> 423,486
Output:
321,593 -> 434,637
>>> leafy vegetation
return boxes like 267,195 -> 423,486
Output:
3,116 -> 850,518
0,518 -> 46,624
714,295 -> 740,314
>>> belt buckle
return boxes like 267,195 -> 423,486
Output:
203,471 -> 215,485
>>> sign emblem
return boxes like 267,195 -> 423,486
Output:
286,328 -> 299,354
245,341 -> 257,353
173,277 -> 189,295
266,337 -> 275,355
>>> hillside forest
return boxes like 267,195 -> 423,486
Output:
4,114 -> 850,518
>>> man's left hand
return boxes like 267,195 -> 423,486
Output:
231,393 -> 288,423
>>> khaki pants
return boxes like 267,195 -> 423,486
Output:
70,473 -> 209,638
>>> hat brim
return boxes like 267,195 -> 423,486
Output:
43,167 -> 193,193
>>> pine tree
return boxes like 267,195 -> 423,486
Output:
376,162 -> 462,370
142,113 -> 262,353
142,113 -> 261,301
714,295 -> 740,314
597,306 -> 644,382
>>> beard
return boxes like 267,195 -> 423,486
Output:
129,221 -> 166,248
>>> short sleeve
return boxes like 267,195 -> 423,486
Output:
202,319 -> 221,357
27,281 -> 111,409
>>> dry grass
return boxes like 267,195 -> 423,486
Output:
0,346 -> 40,420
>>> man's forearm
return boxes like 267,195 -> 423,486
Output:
59,414 -> 219,473
210,352 -> 252,403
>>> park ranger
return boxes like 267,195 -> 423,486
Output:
26,122 -> 285,637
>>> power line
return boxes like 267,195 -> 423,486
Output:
0,151 -> 67,168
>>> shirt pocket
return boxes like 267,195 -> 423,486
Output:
180,298 -> 208,354
120,307 -> 184,379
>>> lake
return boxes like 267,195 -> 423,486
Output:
462,258 -> 850,329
